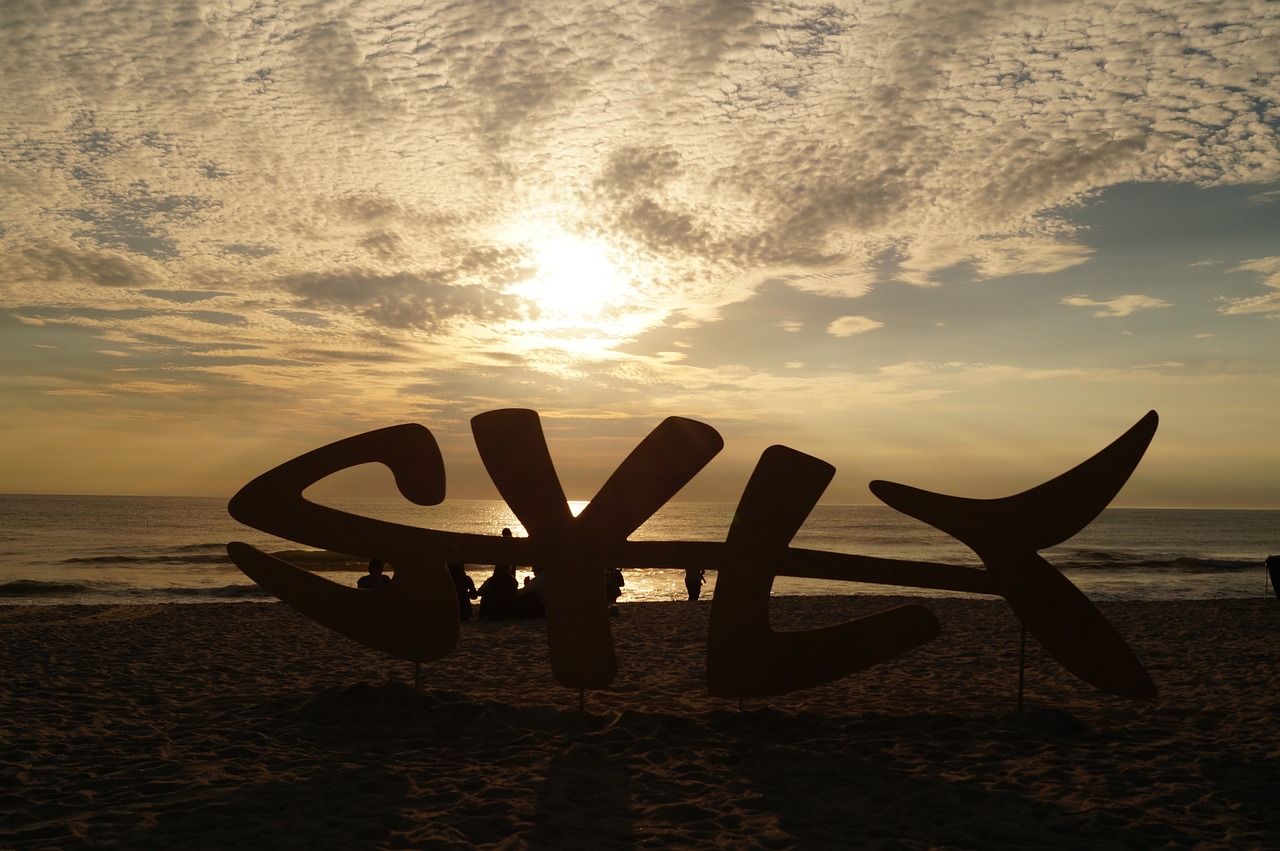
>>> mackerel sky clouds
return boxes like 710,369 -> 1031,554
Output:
2,0 -> 1278,507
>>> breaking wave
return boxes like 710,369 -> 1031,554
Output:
0,579 -> 95,597
1053,550 -> 1262,573
0,579 -> 270,601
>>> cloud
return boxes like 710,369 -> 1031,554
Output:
1219,256 -> 1280,316
597,146 -> 683,197
3,2 -> 1274,321
2,0 -> 1278,488
827,315 -> 884,337
1061,295 -> 1173,317
275,269 -> 529,332
103,381 -> 208,396
784,269 -> 877,299
13,242 -> 164,288
268,310 -> 333,328
899,237 -> 1094,286
137,290 -> 230,304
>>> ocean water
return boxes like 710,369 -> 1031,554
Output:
0,494 -> 1276,605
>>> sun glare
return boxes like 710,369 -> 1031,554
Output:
492,221 -> 672,358
510,233 -> 632,323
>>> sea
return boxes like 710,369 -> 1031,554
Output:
0,494 -> 1276,606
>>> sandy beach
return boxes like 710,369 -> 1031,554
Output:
4,596 -> 1280,849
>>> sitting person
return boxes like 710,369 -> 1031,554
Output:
606,567 -> 624,615
477,563 -> 518,619
357,559 -> 391,589
515,567 -> 546,619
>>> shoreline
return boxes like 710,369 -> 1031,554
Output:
5,597 -> 1280,847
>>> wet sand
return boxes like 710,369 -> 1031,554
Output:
4,597 -> 1280,848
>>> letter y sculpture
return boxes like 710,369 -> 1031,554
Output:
228,409 -> 1160,701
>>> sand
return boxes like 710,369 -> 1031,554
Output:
3,596 -> 1280,849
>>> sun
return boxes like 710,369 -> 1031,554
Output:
493,222 -> 669,356
509,233 -> 632,323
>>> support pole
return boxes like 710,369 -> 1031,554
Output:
1017,621 -> 1027,713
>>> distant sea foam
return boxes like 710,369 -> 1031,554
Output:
0,494 -> 1276,605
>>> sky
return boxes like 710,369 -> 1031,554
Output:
2,0 -> 1278,509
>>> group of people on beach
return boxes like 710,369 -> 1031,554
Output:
469,527 -> 541,620
356,527 -> 628,621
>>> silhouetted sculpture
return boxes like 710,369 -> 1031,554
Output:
227,408 -> 1161,701
448,563 -> 476,620
707,446 -> 939,698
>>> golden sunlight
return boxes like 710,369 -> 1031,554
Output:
510,233 -> 633,324
492,221 -> 674,360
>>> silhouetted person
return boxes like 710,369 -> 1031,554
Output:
496,526 -> 515,571
449,562 -> 478,620
606,567 -> 624,615
684,567 -> 704,601
358,559 -> 391,589
478,563 -> 518,619
1268,554 -> 1280,601
516,566 -> 546,618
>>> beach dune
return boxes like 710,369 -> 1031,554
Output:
4,596 -> 1280,848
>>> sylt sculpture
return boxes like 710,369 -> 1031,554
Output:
227,409 -> 1160,700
